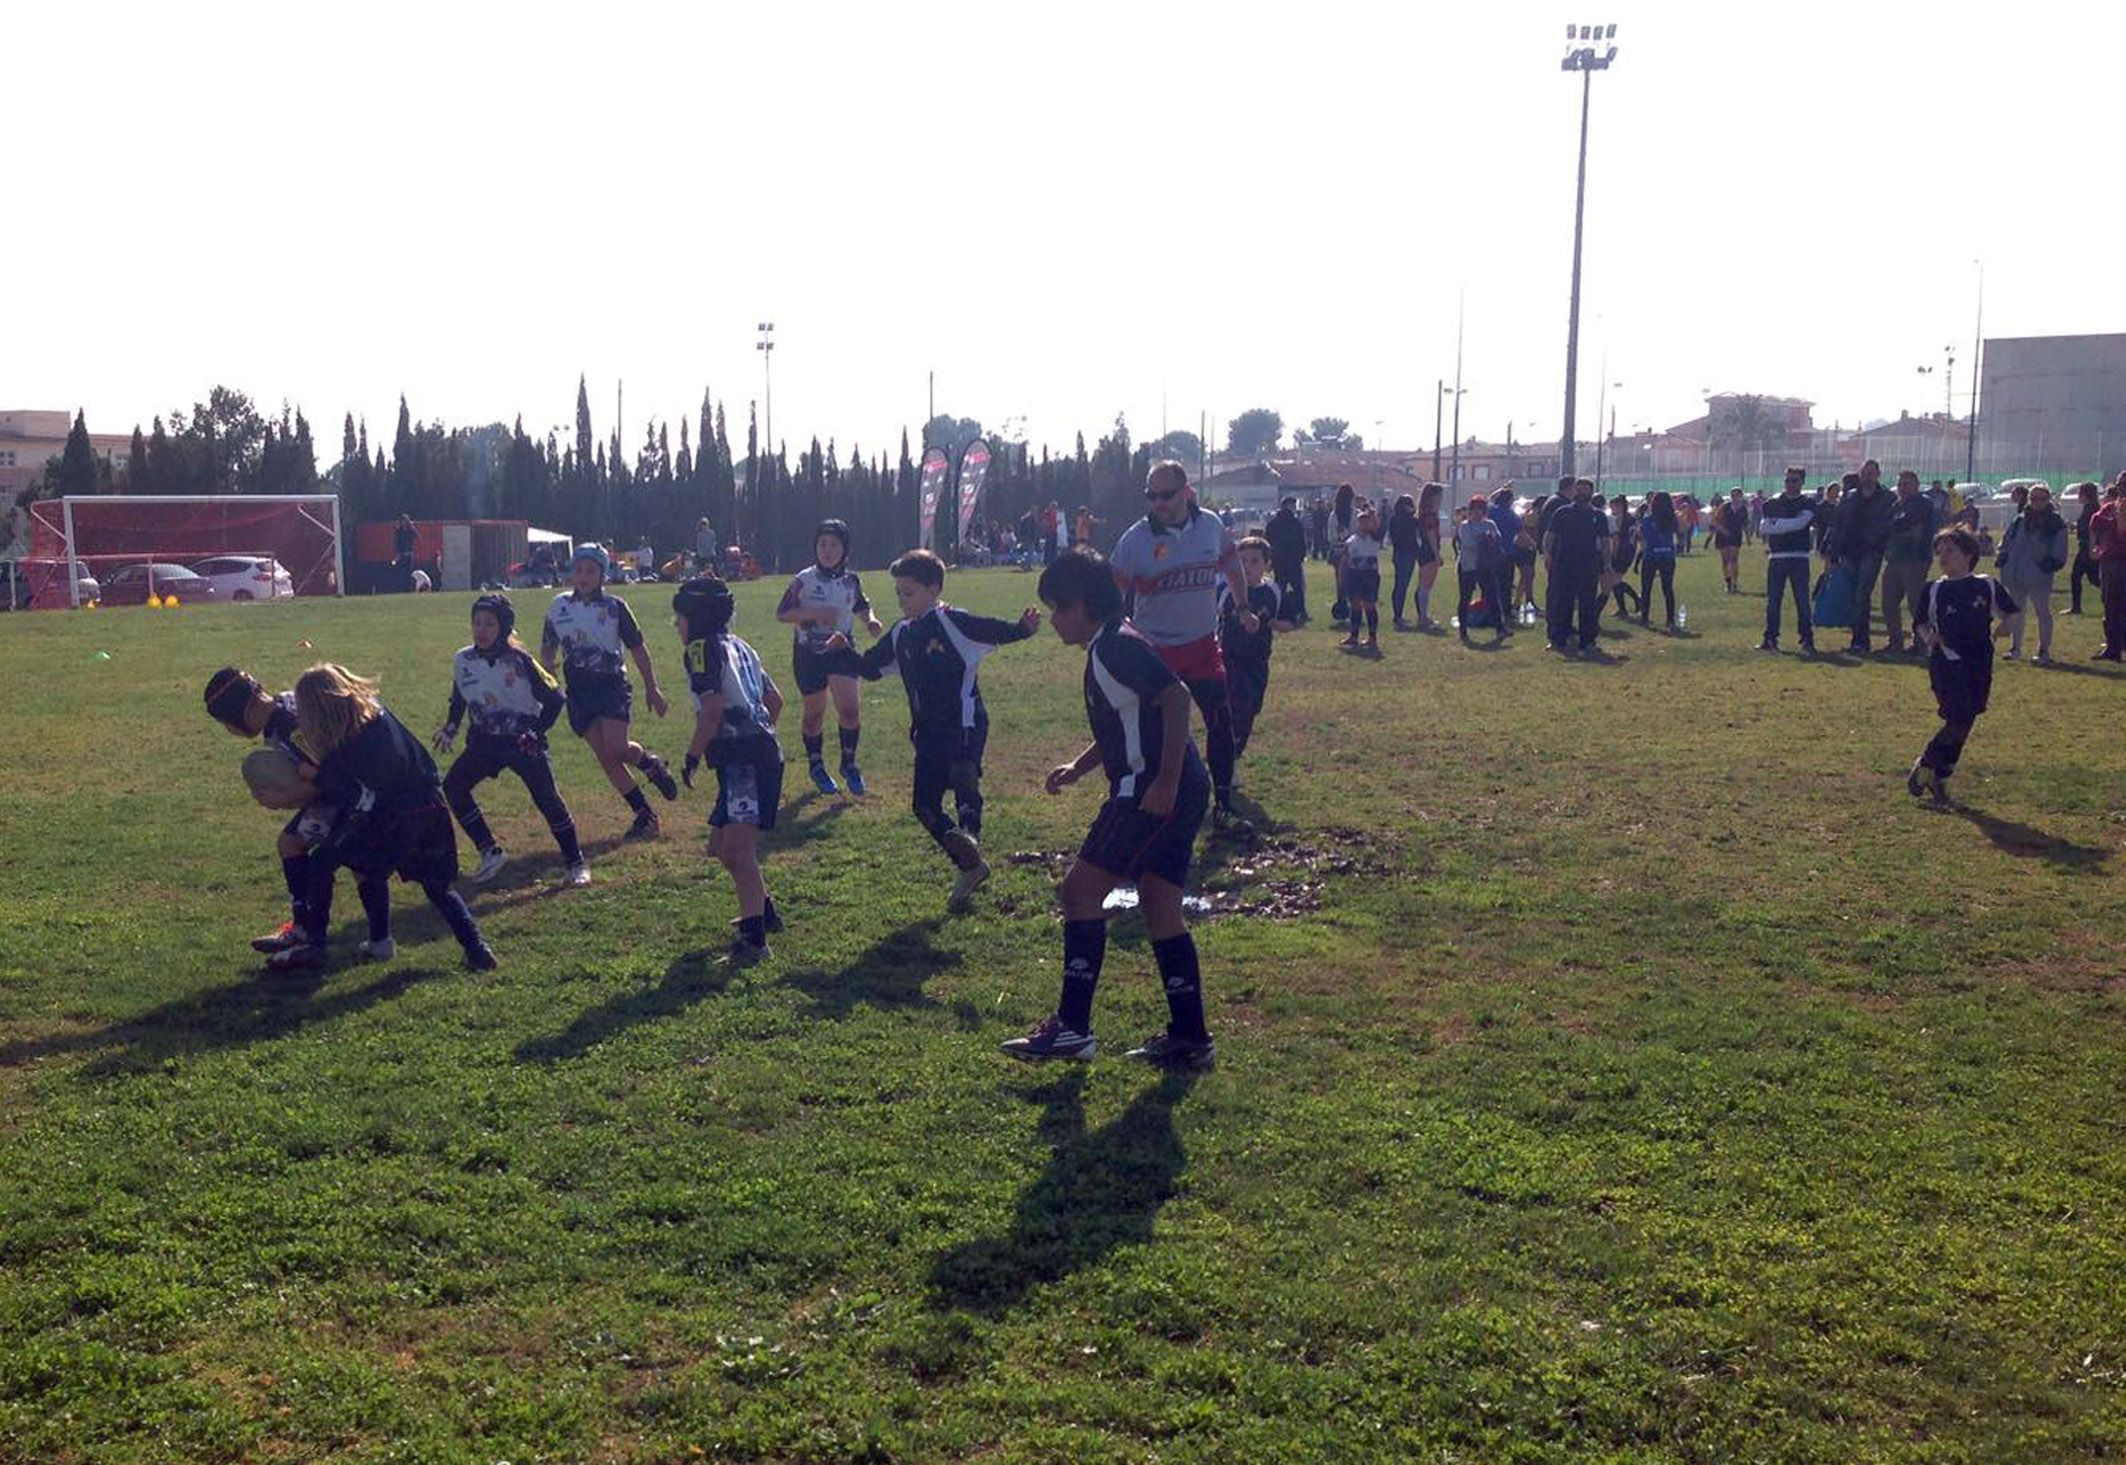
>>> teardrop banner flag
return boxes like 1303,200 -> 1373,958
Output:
918,445 -> 951,551
955,438 -> 992,555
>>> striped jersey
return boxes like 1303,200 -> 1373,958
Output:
685,633 -> 781,746
855,603 -> 1033,740
1083,619 -> 1189,798
1108,506 -> 1239,647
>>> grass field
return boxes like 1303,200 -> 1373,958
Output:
2,552 -> 2124,1464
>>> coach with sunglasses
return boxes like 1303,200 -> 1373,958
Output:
1108,462 -> 1259,835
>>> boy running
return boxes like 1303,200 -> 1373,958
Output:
541,543 -> 678,840
433,593 -> 590,889
834,549 -> 1041,910
776,519 -> 882,797
1001,548 -> 1215,1071
675,576 -> 787,965
1908,526 -> 2019,802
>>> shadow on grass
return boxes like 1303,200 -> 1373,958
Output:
781,916 -> 961,1018
471,832 -> 632,903
928,1067 -> 1197,1317
513,946 -> 737,1063
0,965 -> 443,1079
2016,658 -> 2126,680
764,789 -> 853,852
1935,803 -> 2111,871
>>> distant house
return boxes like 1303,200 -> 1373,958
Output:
0,410 -> 134,495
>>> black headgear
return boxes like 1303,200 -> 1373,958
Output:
671,575 -> 735,636
203,666 -> 261,726
471,593 -> 516,641
814,519 -> 852,574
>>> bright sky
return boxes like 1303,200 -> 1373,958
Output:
9,1 -> 2119,462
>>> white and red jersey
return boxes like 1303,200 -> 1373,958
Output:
1108,506 -> 1239,648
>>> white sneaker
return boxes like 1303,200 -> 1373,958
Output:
357,937 -> 397,961
949,858 -> 992,909
563,861 -> 592,887
470,846 -> 509,884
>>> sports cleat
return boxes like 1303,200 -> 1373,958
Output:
808,760 -> 840,796
251,920 -> 301,954
729,905 -> 786,935
840,762 -> 868,798
1211,806 -> 1254,839
265,943 -> 324,974
470,846 -> 509,885
1907,761 -> 1945,801
949,858 -> 992,910
464,943 -> 500,972
641,752 -> 680,802
1125,1029 -> 1217,1071
1001,1016 -> 1097,1063
356,937 -> 397,962
1757,638 -> 1778,652
727,936 -> 770,967
563,861 -> 592,888
625,810 -> 661,841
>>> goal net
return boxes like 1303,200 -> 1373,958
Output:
25,495 -> 344,606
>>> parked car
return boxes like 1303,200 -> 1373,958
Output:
189,555 -> 294,600
100,563 -> 219,606
0,558 -> 102,610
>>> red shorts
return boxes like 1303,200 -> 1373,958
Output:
1152,633 -> 1225,685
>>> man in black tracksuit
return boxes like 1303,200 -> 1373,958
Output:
1825,459 -> 1898,652
1541,478 -> 1610,653
1265,497 -> 1309,624
1758,468 -> 1818,652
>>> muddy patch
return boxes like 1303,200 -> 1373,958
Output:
1000,826 -> 1392,923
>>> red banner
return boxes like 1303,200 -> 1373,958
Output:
955,439 -> 992,554
918,446 -> 950,551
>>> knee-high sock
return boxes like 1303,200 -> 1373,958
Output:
281,853 -> 311,924
422,880 -> 485,953
1151,932 -> 1208,1040
356,878 -> 392,942
838,725 -> 860,763
1058,918 -> 1107,1030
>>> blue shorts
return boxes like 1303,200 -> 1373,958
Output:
711,747 -> 784,831
1077,755 -> 1209,887
565,673 -> 632,735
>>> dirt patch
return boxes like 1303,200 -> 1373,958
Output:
1002,826 -> 1392,923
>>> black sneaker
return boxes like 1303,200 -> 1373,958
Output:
1757,638 -> 1778,652
625,809 -> 661,841
1800,639 -> 1817,655
1125,1029 -> 1217,1071
728,906 -> 787,935
1001,1016 -> 1096,1062
641,753 -> 679,802
1906,761 -> 1930,798
265,944 -> 324,975
251,920 -> 302,954
1211,806 -> 1254,839
727,936 -> 770,967
464,943 -> 499,972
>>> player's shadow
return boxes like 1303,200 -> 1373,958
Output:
780,917 -> 960,1019
764,791 -> 853,852
928,1067 -> 1197,1317
1935,803 -> 2111,871
512,946 -> 738,1063
0,965 -> 441,1080
472,832 -> 632,904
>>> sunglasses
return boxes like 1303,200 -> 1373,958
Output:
1145,487 -> 1183,502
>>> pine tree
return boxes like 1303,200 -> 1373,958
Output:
148,417 -> 173,497
575,376 -> 595,478
126,426 -> 147,492
59,411 -> 99,497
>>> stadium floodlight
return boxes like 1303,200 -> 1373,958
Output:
757,322 -> 777,460
1556,21 -> 1620,478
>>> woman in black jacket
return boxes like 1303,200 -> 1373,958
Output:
1387,494 -> 1423,630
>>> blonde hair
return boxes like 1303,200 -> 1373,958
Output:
294,663 -> 382,757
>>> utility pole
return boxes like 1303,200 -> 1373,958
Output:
1557,23 -> 1619,480
1449,289 -> 1466,485
756,323 -> 775,463
1966,261 -> 1983,484
1432,380 -> 1444,482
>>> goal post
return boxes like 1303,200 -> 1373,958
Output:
28,495 -> 346,605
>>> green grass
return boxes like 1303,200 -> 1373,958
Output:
2,554 -> 2123,1464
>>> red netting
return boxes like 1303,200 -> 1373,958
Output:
28,497 -> 340,598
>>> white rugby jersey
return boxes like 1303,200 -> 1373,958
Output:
777,566 -> 872,651
449,644 -> 563,737
541,590 -> 644,679
1108,505 -> 1239,647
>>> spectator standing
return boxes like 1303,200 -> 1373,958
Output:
1265,496 -> 1310,625
1417,481 -> 1447,630
2093,475 -> 2126,660
1638,491 -> 1681,629
1602,495 -> 1640,620
1308,497 -> 1332,561
1757,469 -> 1817,653
1386,494 -> 1422,630
1042,502 -> 1063,562
1879,470 -> 1938,655
1995,483 -> 2070,664
2068,482 -> 2101,615
1711,488 -> 1749,593
1542,478 -> 1610,654
1825,460 -> 1896,653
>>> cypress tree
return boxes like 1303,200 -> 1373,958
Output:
59,411 -> 98,497
126,426 -> 147,492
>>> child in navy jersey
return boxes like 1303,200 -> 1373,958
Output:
433,594 -> 588,890
776,519 -> 883,797
836,549 -> 1040,910
1218,536 -> 1294,762
1909,526 -> 2020,801
541,543 -> 678,840
675,576 -> 787,965
1001,548 -> 1214,1071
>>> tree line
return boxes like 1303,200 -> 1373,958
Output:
19,385 -> 1316,573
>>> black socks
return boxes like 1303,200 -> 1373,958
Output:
1058,918 -> 1108,1030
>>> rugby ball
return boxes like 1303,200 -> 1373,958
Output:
242,748 -> 306,804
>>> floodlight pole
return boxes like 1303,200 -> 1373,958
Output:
1558,24 -> 1618,481
1966,262 -> 1983,484
757,323 -> 776,465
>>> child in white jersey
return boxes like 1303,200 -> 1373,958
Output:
433,594 -> 590,889
776,519 -> 882,797
540,543 -> 678,840
1340,505 -> 1385,652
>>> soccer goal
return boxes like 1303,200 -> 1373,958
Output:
26,495 -> 345,606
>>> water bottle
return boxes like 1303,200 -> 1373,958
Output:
1676,601 -> 1689,630
1450,614 -> 1461,629
1520,602 -> 1538,626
